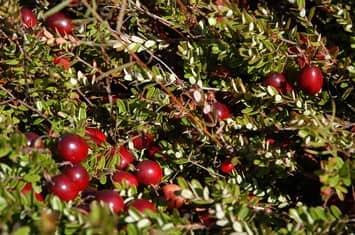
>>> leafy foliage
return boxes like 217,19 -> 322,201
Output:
0,0 -> 354,234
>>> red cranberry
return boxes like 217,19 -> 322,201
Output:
63,164 -> 90,191
213,102 -> 231,121
24,132 -> 44,148
46,12 -> 73,35
220,159 -> 235,174
132,133 -> 154,149
85,127 -> 106,146
298,66 -> 324,95
110,146 -> 135,170
284,81 -> 294,93
135,160 -> 163,185
21,183 -> 44,202
95,190 -> 124,213
57,134 -> 89,164
264,72 -> 287,92
49,174 -> 79,201
21,8 -> 37,28
128,199 -> 156,213
112,171 -> 139,187
53,57 -> 71,70
205,102 -> 231,122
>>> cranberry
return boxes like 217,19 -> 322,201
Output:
220,159 -> 235,174
128,199 -> 156,213
297,66 -> 324,95
53,57 -> 71,70
263,72 -> 287,92
95,190 -> 124,213
284,81 -> 294,93
110,146 -> 134,170
63,164 -> 90,191
112,171 -> 139,188
205,102 -> 231,122
162,184 -> 185,209
135,160 -> 163,185
24,132 -> 44,148
46,12 -> 73,35
21,8 -> 37,28
132,133 -> 154,149
21,183 -> 44,202
213,102 -> 231,120
49,174 -> 79,201
148,146 -> 162,158
85,127 -> 106,146
57,134 -> 89,164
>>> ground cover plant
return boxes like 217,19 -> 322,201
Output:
0,0 -> 354,234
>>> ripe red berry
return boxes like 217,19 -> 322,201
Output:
162,184 -> 185,209
135,160 -> 163,185
110,146 -> 135,170
297,66 -> 324,95
112,171 -> 139,188
205,102 -> 231,122
24,132 -> 44,148
128,199 -> 156,213
46,12 -> 73,35
213,102 -> 231,121
220,159 -> 235,174
284,81 -> 294,93
264,72 -> 287,93
21,8 -> 37,28
95,190 -> 124,213
49,174 -> 79,201
63,164 -> 90,191
21,183 -> 44,202
132,133 -> 154,149
53,57 -> 71,70
85,127 -> 106,146
57,134 -> 89,164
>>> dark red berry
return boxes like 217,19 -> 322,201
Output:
213,102 -> 231,121
21,8 -> 37,28
110,146 -> 135,170
85,127 -> 106,146
298,66 -> 323,95
46,12 -> 73,35
95,190 -> 124,213
53,57 -> 71,70
132,133 -> 154,149
49,174 -> 79,201
264,72 -> 287,93
112,171 -> 139,187
220,159 -> 235,174
57,134 -> 89,164
135,160 -> 163,185
63,164 -> 90,191
21,183 -> 44,202
24,132 -> 44,148
205,102 -> 231,122
284,81 -> 294,93
128,199 -> 156,213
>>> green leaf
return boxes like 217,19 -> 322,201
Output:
12,226 -> 31,235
